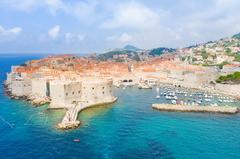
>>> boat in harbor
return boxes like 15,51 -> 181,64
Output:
138,83 -> 152,89
156,87 -> 160,99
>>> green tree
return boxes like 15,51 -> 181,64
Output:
216,72 -> 240,83
225,48 -> 233,56
218,61 -> 229,69
201,49 -> 208,59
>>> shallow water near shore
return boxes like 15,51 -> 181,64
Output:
0,55 -> 240,159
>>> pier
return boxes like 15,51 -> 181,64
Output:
57,97 -> 118,130
152,104 -> 239,114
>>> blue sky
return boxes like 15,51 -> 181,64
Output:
0,0 -> 240,54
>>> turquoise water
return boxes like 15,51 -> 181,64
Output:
0,55 -> 240,159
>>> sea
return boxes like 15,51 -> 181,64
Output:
0,54 -> 239,159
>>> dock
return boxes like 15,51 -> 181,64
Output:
57,97 -> 118,130
152,104 -> 239,114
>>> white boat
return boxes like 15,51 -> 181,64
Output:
205,98 -> 211,102
138,83 -> 152,89
197,100 -> 202,104
173,96 -> 178,100
171,100 -> 177,104
156,87 -> 160,99
166,95 -> 172,100
211,103 -> 218,107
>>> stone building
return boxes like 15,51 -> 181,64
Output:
31,78 -> 50,98
49,79 -> 115,109
11,77 -> 32,97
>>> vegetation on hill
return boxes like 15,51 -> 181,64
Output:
234,53 -> 240,62
216,72 -> 240,84
149,47 -> 175,56
218,61 -> 229,69
123,45 -> 140,51
201,49 -> 208,59
232,33 -> 240,39
97,50 -> 140,61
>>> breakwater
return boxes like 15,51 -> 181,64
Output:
152,104 -> 239,114
57,97 -> 118,130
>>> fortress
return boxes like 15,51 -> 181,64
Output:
5,62 -> 117,129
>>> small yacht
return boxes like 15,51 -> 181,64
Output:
166,95 -> 172,100
205,98 -> 211,102
138,83 -> 152,89
196,100 -> 202,104
211,103 -> 218,107
171,100 -> 177,104
156,87 -> 160,99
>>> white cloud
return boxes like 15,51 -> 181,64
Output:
1,0 -> 98,23
48,25 -> 60,39
0,0 -> 64,12
0,25 -> 22,42
106,33 -> 133,43
44,0 -> 67,14
101,2 -> 160,29
1,0 -> 39,11
0,26 -> 22,35
69,1 -> 98,23
119,33 -> 132,43
2,0 -> 240,52
65,32 -> 85,43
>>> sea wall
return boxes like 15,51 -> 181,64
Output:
11,79 -> 32,97
31,79 -> 48,97
152,104 -> 239,114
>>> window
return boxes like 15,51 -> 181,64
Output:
102,91 -> 105,94
92,87 -> 94,90
78,91 -> 80,94
102,87 -> 105,89
66,93 -> 68,96
72,91 -> 74,95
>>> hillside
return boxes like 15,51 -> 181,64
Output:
96,32 -> 240,63
96,45 -> 176,62
123,45 -> 140,51
179,33 -> 240,66
149,47 -> 176,56
97,50 -> 140,61
232,33 -> 240,39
